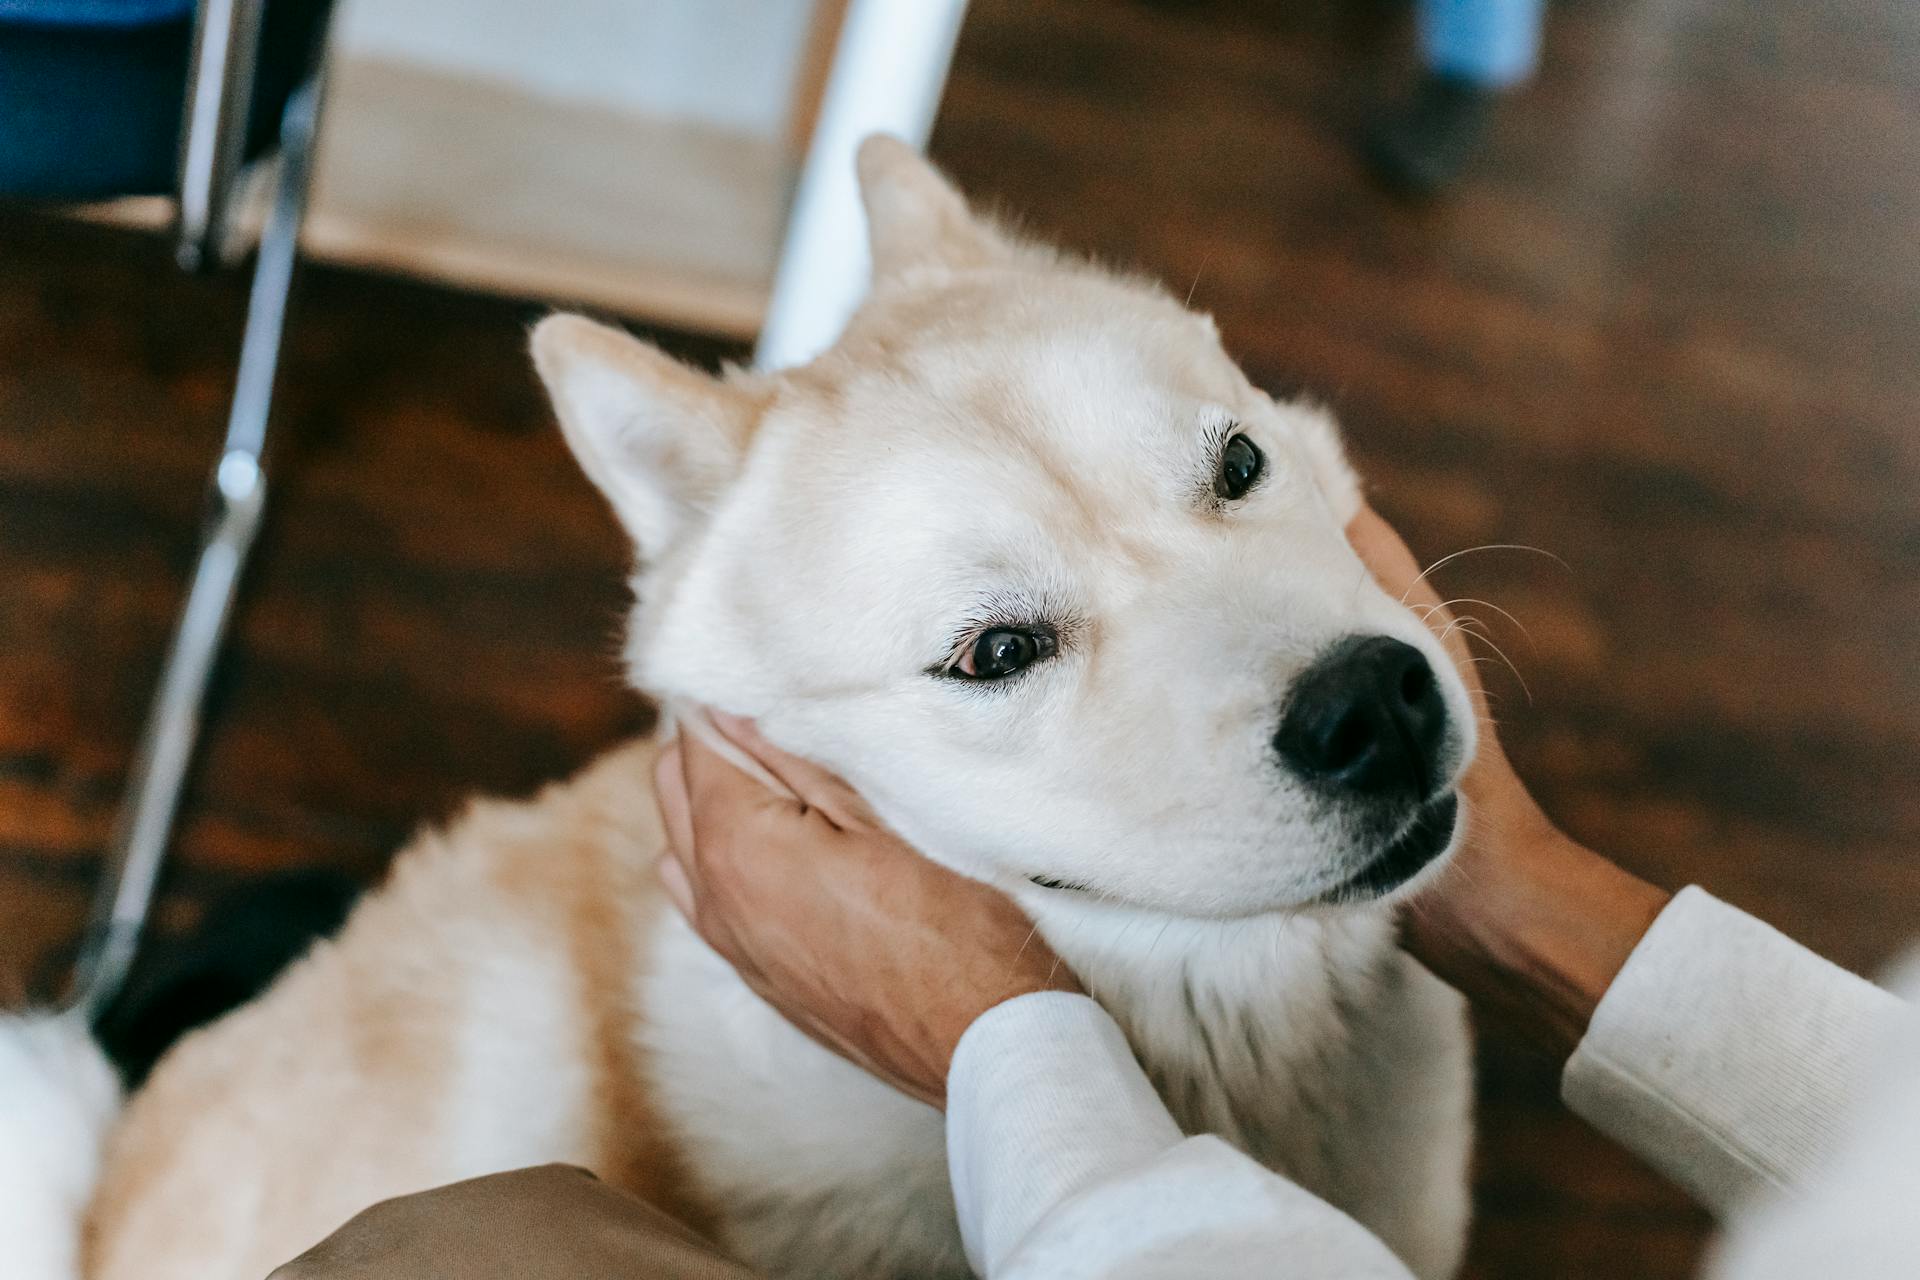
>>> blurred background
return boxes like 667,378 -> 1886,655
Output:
1,2 -> 1917,1277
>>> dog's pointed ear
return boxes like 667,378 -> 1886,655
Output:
531,315 -> 754,556
857,134 -> 1011,281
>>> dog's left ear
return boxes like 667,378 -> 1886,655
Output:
531,315 -> 756,558
857,134 -> 1013,282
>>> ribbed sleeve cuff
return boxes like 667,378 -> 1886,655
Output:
946,991 -> 1184,1275
1564,887 -> 1905,1216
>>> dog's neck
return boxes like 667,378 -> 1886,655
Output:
1018,888 -> 1394,1008
645,703 -> 1410,1184
1018,887 -> 1404,1163
1023,888 -> 1394,1046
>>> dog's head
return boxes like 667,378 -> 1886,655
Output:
532,138 -> 1476,918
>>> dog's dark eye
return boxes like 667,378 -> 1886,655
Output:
958,627 -> 1054,679
1215,433 -> 1263,500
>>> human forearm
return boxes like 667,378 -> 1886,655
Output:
947,993 -> 1184,1272
1409,809 -> 1671,1061
1408,778 -> 1910,1218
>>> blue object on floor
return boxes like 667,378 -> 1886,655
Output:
0,0 -> 329,198
1418,0 -> 1546,90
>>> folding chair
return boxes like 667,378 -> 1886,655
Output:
0,0 -> 334,1019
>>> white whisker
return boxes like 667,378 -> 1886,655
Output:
1400,543 -> 1571,605
1185,250 -> 1215,307
1456,620 -> 1533,705
1437,597 -> 1536,649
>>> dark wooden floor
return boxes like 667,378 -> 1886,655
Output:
4,0 -> 1917,1276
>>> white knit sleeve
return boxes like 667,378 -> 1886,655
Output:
946,991 -> 1415,1279
1563,887 -> 1909,1216
1703,950 -> 1920,1279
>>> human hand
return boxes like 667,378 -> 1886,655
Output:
1347,503 -> 1670,1056
652,714 -> 1081,1108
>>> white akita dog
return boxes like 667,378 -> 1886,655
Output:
0,138 -> 1474,1280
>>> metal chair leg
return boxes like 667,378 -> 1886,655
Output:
176,0 -> 269,273
63,77 -> 324,1023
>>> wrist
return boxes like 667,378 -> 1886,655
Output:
1427,820 -> 1670,1059
1491,832 -> 1661,1048
944,987 -> 1102,1101
927,968 -> 1085,1109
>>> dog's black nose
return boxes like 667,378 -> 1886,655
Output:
1275,635 -> 1448,797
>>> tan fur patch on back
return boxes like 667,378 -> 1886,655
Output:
83,738 -> 717,1280
488,742 -> 720,1237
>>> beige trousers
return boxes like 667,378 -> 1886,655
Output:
269,1165 -> 760,1280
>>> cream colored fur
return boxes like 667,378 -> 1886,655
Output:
1,137 -> 1473,1280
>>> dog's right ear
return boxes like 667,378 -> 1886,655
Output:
531,315 -> 755,557
857,134 -> 1012,282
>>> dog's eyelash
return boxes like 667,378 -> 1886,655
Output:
1202,418 -> 1238,454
